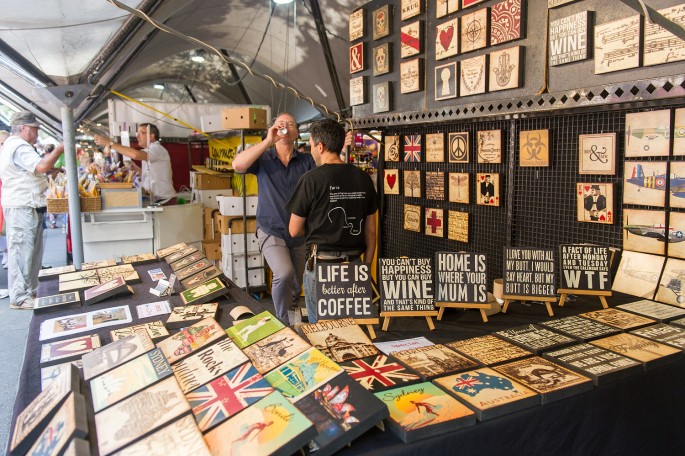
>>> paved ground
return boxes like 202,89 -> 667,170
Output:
0,217 -> 67,452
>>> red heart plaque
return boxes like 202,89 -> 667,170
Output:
439,26 -> 454,51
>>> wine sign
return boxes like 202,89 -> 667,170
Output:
559,245 -> 611,291
549,11 -> 591,66
503,248 -> 555,296
380,258 -> 434,312
315,263 -> 376,320
435,252 -> 488,303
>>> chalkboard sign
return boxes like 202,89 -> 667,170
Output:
559,245 -> 611,291
435,252 -> 488,303
503,247 -> 556,296
316,263 -> 376,320
380,258 -> 434,312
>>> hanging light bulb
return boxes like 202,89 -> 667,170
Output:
153,83 -> 165,90
273,0 -> 294,4
190,49 -> 206,63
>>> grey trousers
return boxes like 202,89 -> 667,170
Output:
257,228 -> 305,325
5,207 -> 44,305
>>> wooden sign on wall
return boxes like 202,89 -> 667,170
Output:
594,15 -> 640,74
425,133 -> 445,162
549,11 -> 591,66
491,0 -> 523,45
519,129 -> 549,167
448,210 -> 469,243
425,208 -> 444,237
435,62 -> 458,101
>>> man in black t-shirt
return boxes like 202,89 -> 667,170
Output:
286,120 -> 378,323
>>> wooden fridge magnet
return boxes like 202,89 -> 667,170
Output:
350,76 -> 366,106
350,42 -> 364,73
401,21 -> 422,58
448,210 -> 469,243
490,0 -> 523,45
435,62 -> 458,101
476,173 -> 500,206
643,4 -> 685,67
401,0 -> 422,21
437,0 -> 459,18
675,108 -> 685,155
349,8 -> 364,41
577,183 -> 613,224
373,5 -> 391,40
404,170 -> 422,197
426,172 -> 445,200
448,172 -> 470,204
519,129 -> 549,167
623,209 -> 666,255
385,134 -> 400,161
426,133 -> 445,162
448,132 -> 469,163
670,212 -> 685,259
436,18 -> 459,60
404,134 -> 422,162
373,42 -> 391,76
460,54 -> 487,96
460,8 -> 489,53
625,110 -> 671,157
579,133 -> 616,174
594,15 -> 640,74
489,45 -> 522,92
404,204 -> 422,232
549,11 -> 592,66
384,169 -> 400,195
373,81 -> 391,113
400,58 -> 423,93
477,129 -> 502,163
425,208 -> 444,238
622,161 -> 667,207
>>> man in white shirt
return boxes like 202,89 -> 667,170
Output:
94,123 -> 176,204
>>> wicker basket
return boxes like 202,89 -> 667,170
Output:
46,197 -> 69,214
80,196 -> 102,212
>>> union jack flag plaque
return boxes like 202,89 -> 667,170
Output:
340,354 -> 421,391
187,362 -> 274,432
404,134 -> 422,162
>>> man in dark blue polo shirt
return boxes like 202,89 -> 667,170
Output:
233,113 -> 315,325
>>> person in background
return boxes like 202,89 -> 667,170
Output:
232,113 -> 315,326
287,119 -> 378,324
0,111 -> 64,309
297,143 -> 306,153
0,130 -> 9,298
93,123 -> 176,205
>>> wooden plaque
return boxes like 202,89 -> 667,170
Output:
350,76 -> 366,106
111,320 -> 169,341
631,323 -> 685,350
503,247 -> 556,297
226,310 -> 285,349
644,4 -> 685,67
579,132 -> 616,174
59,277 -> 100,293
435,61 -> 458,100
447,210 -> 469,243
243,327 -> 311,374
349,8 -> 364,41
460,54 -> 487,96
404,134 -> 422,162
393,344 -> 479,380
373,42 -> 391,76
495,324 -> 575,355
542,343 -> 642,386
540,315 -> 619,342
39,264 -> 76,280
403,170 -> 421,197
625,110 -> 670,157
549,11 -> 591,66
121,252 -> 157,265
576,183 -> 613,224
180,277 -> 228,305
157,317 -> 225,364
373,81 -> 391,113
436,18 -> 459,60
476,173 -> 500,206
519,129 -> 549,167
59,269 -> 98,283
384,169 -> 400,195
595,15 -> 640,74
80,258 -> 117,270
446,335 -> 532,366
618,299 -> 685,322
164,246 -> 198,264
380,258 -> 434,312
623,160 -> 668,201
611,250 -> 663,300
489,45 -> 521,92
373,5 -> 391,40
448,173 -> 469,204
156,242 -> 188,259
350,42 -> 365,74
590,333 -> 683,368
82,331 -> 155,380
170,251 -> 206,272
403,204 -> 421,232
401,0 -> 422,21
172,338 -> 248,393
385,135 -> 400,161
579,308 -> 656,330
166,302 -> 219,329
435,252 -> 488,304
175,258 -> 213,281
26,393 -> 88,456
34,291 -> 81,313
83,275 -> 129,305
622,209 -> 666,255
425,208 -> 444,238
112,415 -> 211,455
300,318 -> 379,362
477,129 -> 502,163
341,353 -> 421,391
656,258 -> 685,306
491,0 -> 523,45
425,133 -> 445,162
460,8 -> 488,53
426,172 -> 445,200
448,132 -> 469,163
400,21 -> 422,58
40,334 -> 101,366
400,58 -> 423,93
437,0 -> 459,18
670,162 -> 685,209
181,265 -> 222,289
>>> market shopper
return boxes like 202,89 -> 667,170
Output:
0,111 -> 65,309
286,119 -> 378,324
232,113 -> 315,326
93,123 -> 176,205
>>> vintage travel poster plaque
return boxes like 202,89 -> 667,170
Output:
493,357 -> 592,404
579,133 -> 616,174
477,130 -> 502,163
373,43 -> 391,76
622,161 -> 667,206
172,338 -> 248,393
449,173 -> 469,204
300,318 -> 379,362
373,81 -> 391,113
181,265 -> 222,289
625,110 -> 671,157
437,0 -> 459,18
95,377 -> 191,456
41,360 -> 82,391
495,324 -> 575,355
590,333 -> 682,368
448,132 -> 469,163
384,169 -> 400,195
631,323 -> 685,350
434,367 -> 538,421
350,76 -> 366,106
622,209 -> 666,255
595,15 -> 640,74
243,327 -> 310,374
401,21 -> 422,58
404,204 -> 422,232
39,264 -> 76,280
404,170 -> 421,197
165,303 -> 218,329
519,129 -> 549,167
490,0 -> 523,45
425,133 -> 445,162
373,5 -> 391,40
350,42 -> 364,73
580,308 -> 656,331
447,210 -> 469,243
435,18 -> 459,60
349,8 -> 364,41
401,0 -> 422,20
110,320 -> 168,341
400,58 -> 422,93
656,258 -> 685,306
577,183 -> 613,224
82,331 -> 155,380
80,258 -> 117,270
375,381 -> 475,442
542,343 -> 642,386
426,172 -> 445,200
549,11 -> 590,66
460,54 -> 486,96
226,311 -> 286,349
180,277 -> 228,305
341,354 -> 421,391
425,208 -> 444,238
435,61 -> 458,100
540,315 -> 619,342
644,4 -> 685,66
156,242 -> 187,259
446,335 -> 532,366
611,250 -> 663,299
670,212 -> 685,259
26,393 -> 87,456
264,347 -> 343,402
170,251 -> 205,271
296,373 -> 388,456
121,252 -> 156,265
112,415 -> 211,455
476,173 -> 500,206
385,135 -> 400,161
461,8 -> 489,53
39,305 -> 132,341
559,245 -> 612,291
175,258 -> 213,281
489,46 -> 521,92
393,344 -> 478,380
670,161 -> 685,209
165,246 -> 198,264
90,347 -> 172,412
675,108 -> 685,155
203,391 -> 315,456
404,134 -> 422,162
618,299 -> 685,322
187,362 -> 274,432
157,317 -> 226,364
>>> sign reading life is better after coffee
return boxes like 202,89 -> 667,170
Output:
503,248 -> 556,296
380,258 -> 435,312
559,245 -> 611,291
316,263 -> 376,320
435,252 -> 488,303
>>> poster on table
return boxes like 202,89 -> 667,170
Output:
559,245 -> 611,291
39,305 -> 132,341
503,247 -> 556,297
434,252 -> 488,304
315,262 -> 376,321
380,258 -> 435,313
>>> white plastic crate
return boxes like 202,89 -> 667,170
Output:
220,233 -> 259,255
217,195 -> 258,216
221,252 -> 264,272
192,189 -> 232,209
